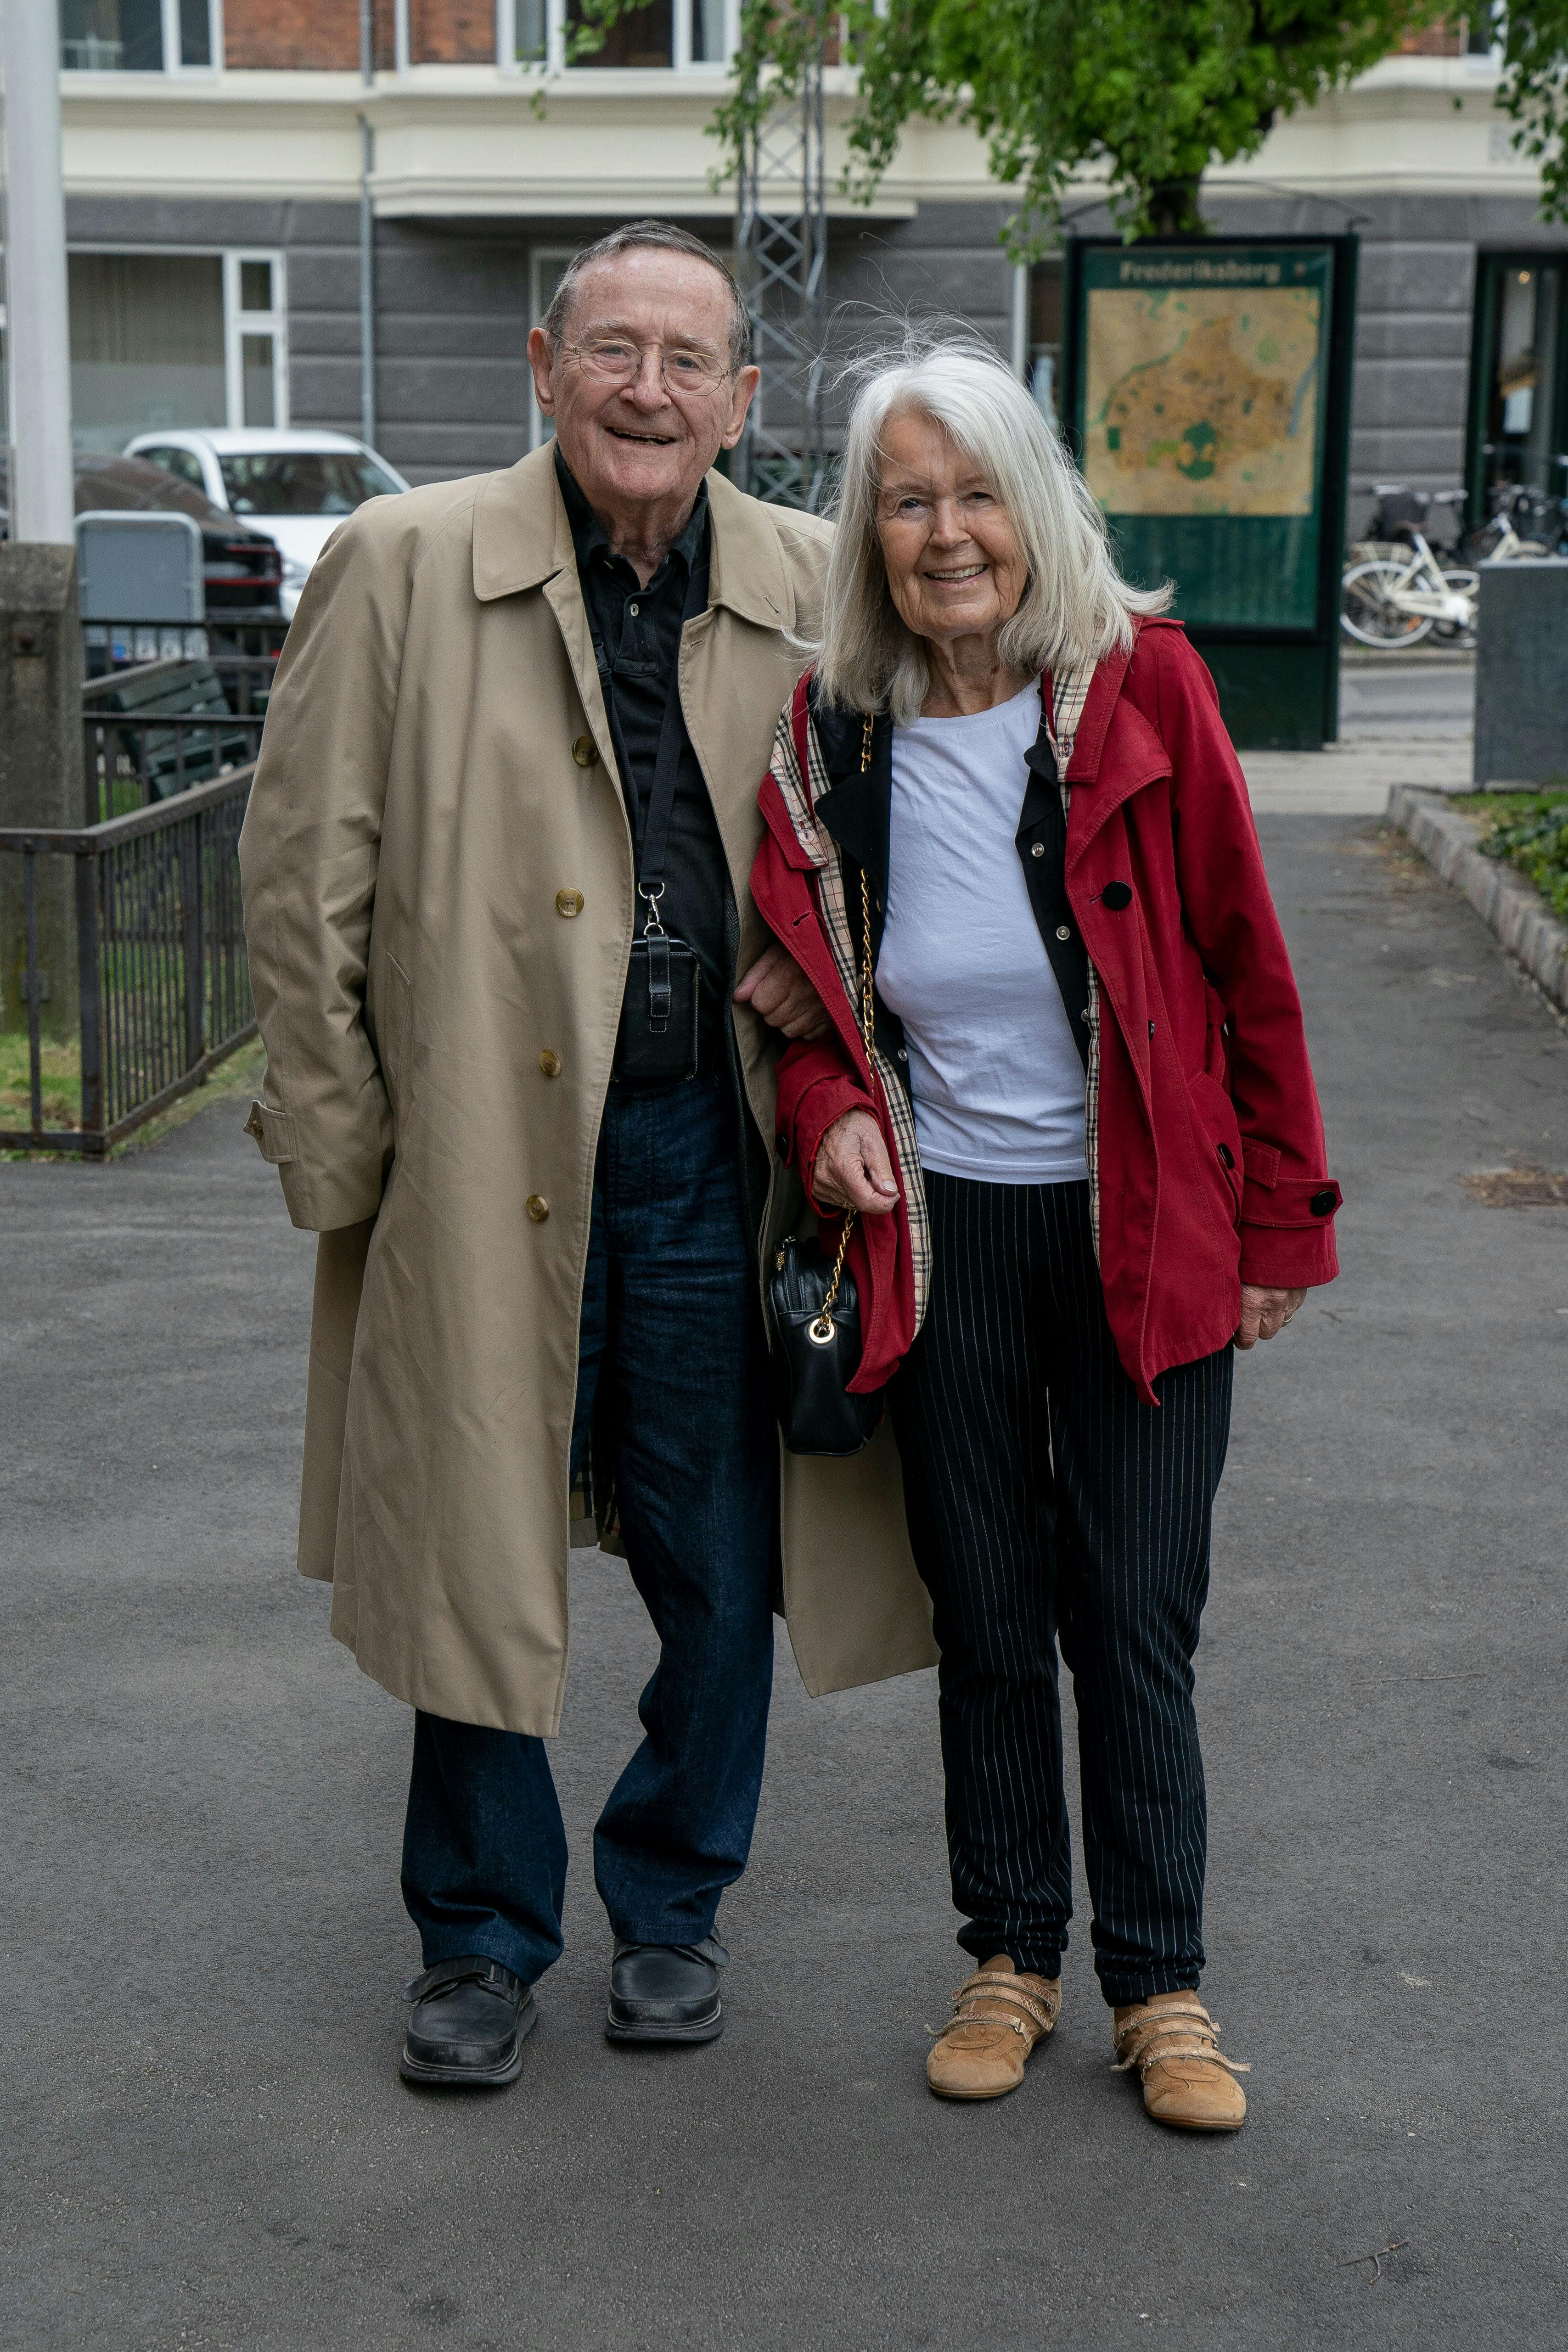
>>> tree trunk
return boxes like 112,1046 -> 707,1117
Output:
1146,178 -> 1205,237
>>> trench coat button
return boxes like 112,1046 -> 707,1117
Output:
1310,1186 -> 1338,1217
539,1049 -> 562,1078
1056,924 -> 1072,941
556,888 -> 584,918
1102,880 -> 1133,910
526,1194 -> 550,1222
1218,1143 -> 1235,1170
776,1131 -> 791,1163
1031,842 -> 1045,859
571,735 -> 599,768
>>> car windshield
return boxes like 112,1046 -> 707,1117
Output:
218,452 -> 401,516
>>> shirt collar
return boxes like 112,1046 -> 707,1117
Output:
554,448 -> 709,585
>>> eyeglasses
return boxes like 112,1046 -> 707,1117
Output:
561,337 -> 732,396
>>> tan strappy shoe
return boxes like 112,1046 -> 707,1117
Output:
1112,1989 -> 1249,2130
926,1955 -> 1062,2100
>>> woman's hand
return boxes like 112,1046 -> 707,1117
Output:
811,1110 -> 900,1216
1236,1285 -> 1307,1348
733,945 -> 831,1040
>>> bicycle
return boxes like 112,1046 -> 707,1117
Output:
1462,477 -> 1564,562
1342,488 -> 1478,647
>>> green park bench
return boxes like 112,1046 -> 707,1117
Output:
81,657 -> 264,814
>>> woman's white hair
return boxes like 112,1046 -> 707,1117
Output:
815,329 -> 1169,723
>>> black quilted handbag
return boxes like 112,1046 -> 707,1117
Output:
768,1228 -> 883,1457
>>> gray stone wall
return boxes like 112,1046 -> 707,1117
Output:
1201,190 -> 1568,537
62,186 -> 1568,526
66,194 -> 366,446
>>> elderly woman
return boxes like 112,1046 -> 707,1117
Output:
745,342 -> 1341,2130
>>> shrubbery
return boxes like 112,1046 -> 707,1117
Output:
1478,794 -> 1568,923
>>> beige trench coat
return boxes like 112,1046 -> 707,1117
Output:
238,445 -> 935,1734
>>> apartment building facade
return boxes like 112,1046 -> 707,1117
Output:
21,2 -> 1568,530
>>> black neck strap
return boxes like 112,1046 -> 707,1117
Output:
590,534 -> 710,929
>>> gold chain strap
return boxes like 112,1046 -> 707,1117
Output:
810,714 -> 878,1342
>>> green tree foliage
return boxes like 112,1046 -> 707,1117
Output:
1496,2 -> 1568,225
710,0 -> 1444,244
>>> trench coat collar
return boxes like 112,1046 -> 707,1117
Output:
472,443 -> 794,630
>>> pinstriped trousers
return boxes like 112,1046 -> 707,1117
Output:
889,1175 -> 1233,2008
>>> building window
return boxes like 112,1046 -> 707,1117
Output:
1024,257 -> 1063,426
226,254 -> 290,429
1468,254 -> 1568,518
1463,8 -> 1500,60
61,0 -> 218,71
67,248 -> 287,450
502,0 -> 736,71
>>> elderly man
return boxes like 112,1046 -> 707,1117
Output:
240,222 -> 933,2090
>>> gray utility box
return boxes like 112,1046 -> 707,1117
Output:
76,509 -> 204,623
1474,559 -> 1568,786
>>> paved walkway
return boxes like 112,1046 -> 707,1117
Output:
1243,655 -> 1475,816
4,808 -> 1565,2349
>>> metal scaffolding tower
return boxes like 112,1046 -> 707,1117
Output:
735,28 -> 829,511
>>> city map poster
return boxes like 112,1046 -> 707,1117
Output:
1070,244 -> 1336,630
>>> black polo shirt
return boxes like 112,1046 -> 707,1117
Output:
556,452 -> 731,1070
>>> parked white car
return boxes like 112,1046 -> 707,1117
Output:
124,428 -> 409,618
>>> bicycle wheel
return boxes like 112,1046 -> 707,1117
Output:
1341,558 -> 1433,647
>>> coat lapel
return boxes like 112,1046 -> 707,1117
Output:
1064,631 -> 1173,868
472,445 -> 623,787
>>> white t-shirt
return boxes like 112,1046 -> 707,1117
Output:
876,682 -> 1089,1185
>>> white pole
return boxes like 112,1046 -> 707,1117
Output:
358,0 -> 377,449
2,0 -> 75,544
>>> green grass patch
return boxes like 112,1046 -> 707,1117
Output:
1453,790 -> 1568,923
0,1031 -> 83,1133
0,1033 -> 264,1161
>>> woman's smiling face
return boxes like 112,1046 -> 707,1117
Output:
874,408 -> 1028,651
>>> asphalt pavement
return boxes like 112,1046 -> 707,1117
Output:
1338,655 -> 1476,741
3,806 -> 1565,2350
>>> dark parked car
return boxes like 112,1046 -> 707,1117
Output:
0,452 -> 283,610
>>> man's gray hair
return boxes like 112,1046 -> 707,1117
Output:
540,220 -> 751,376
815,331 -> 1170,724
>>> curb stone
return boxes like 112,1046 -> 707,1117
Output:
1387,785 -> 1568,1014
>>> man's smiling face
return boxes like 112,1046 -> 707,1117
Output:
528,248 -> 757,530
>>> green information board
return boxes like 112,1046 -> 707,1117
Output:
1063,236 -> 1357,749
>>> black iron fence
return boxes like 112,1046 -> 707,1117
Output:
82,656 -> 275,819
81,611 -> 289,679
0,765 -> 256,1156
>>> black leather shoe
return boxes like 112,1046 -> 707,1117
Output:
400,1956 -> 536,2087
606,1935 -> 728,2045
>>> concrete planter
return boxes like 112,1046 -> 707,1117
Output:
1388,786 -> 1568,1014
1473,560 -> 1568,787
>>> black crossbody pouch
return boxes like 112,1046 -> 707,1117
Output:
616,933 -> 700,1081
604,556 -> 706,1083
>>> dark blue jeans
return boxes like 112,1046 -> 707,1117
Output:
401,1074 -> 777,1986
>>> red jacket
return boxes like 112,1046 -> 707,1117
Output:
751,620 -> 1341,1407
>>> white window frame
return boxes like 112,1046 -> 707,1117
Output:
61,0 -> 223,73
66,242 -> 287,432
499,0 -> 740,75
225,250 -> 290,430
